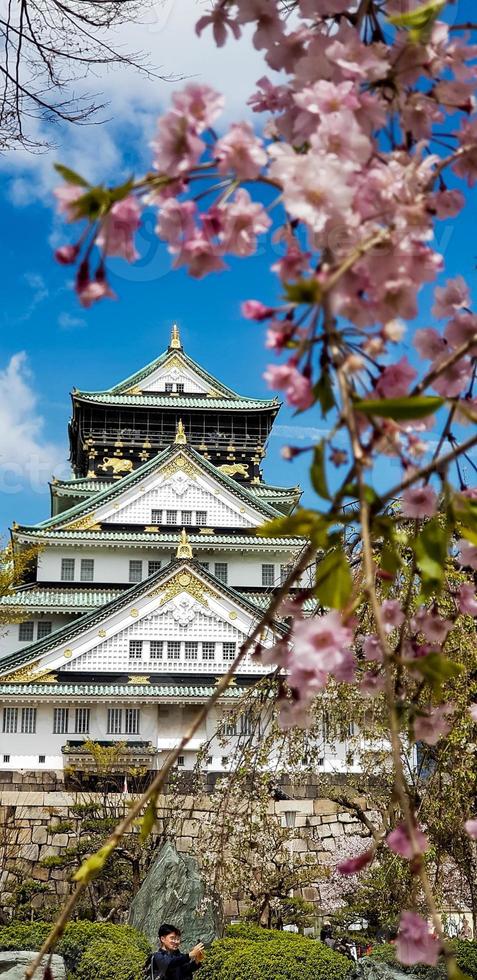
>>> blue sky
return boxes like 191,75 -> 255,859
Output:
0,0 -> 476,536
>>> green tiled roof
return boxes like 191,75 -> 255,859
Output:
15,528 -> 303,548
52,479 -> 110,495
0,682 -> 245,698
243,592 -> 317,613
250,485 -> 301,500
0,558 -> 288,675
74,392 -> 278,410
0,587 -> 124,610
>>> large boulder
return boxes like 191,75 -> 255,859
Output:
129,841 -> 217,952
0,951 -> 65,980
351,961 -> 419,980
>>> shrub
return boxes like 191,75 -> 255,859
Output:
75,940 -> 146,980
201,929 -> 352,980
0,922 -> 51,951
0,921 -> 150,979
57,922 -> 150,973
371,939 -> 477,980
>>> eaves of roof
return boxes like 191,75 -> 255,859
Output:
0,682 -> 245,699
13,529 -> 303,549
73,392 -> 278,410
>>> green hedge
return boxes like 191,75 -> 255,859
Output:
371,940 -> 477,979
201,927 -> 352,980
0,921 -> 150,980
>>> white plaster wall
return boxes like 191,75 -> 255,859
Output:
141,363 -> 208,394
105,479 -> 255,528
0,615 -> 75,660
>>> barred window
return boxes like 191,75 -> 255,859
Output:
21,707 -> 37,734
129,560 -> 142,583
53,707 -> 69,735
261,564 -> 275,587
3,707 -> 18,734
181,511 -> 192,524
61,558 -> 75,582
80,558 -> 94,582
151,510 -> 162,524
240,711 -> 253,737
223,642 -> 236,661
280,564 -> 289,585
202,642 -> 215,661
176,383 -> 185,393
148,560 -> 162,576
150,641 -> 163,659
107,708 -> 122,735
165,383 -> 173,393
166,510 -> 177,524
196,511 -> 207,525
167,641 -> 181,660
129,640 -> 143,660
37,621 -> 52,639
214,562 -> 228,584
225,717 -> 237,737
185,641 -> 198,660
125,708 -> 140,735
75,708 -> 90,734
19,621 -> 34,642
177,755 -> 185,767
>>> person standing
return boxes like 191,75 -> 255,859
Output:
150,924 -> 204,980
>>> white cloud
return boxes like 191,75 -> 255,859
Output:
0,0 -> 266,202
0,353 -> 69,495
58,311 -> 86,330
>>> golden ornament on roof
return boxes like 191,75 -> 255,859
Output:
170,323 -> 181,349
176,528 -> 193,560
174,419 -> 187,445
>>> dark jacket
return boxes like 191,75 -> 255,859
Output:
152,950 -> 201,980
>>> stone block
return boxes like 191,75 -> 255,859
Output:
181,820 -> 199,837
0,951 -> 65,980
337,812 -> 356,824
31,866 -> 50,882
176,837 -> 193,853
16,828 -> 31,844
321,837 -> 336,852
313,800 -> 339,816
32,826 -> 48,845
289,839 -> 307,853
40,845 -> 60,859
20,843 -> 39,862
51,834 -> 68,848
55,880 -> 70,895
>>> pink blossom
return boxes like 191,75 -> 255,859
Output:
97,197 -> 141,262
337,848 -> 374,876
54,184 -> 84,222
196,8 -> 241,47
413,704 -> 453,745
268,143 -> 355,238
376,357 -> 417,398
387,823 -> 428,860
216,122 -> 267,180
236,0 -> 283,51
264,363 -> 313,410
294,80 -> 359,117
55,244 -> 79,265
278,699 -> 311,731
75,265 -> 116,308
431,356 -> 472,397
429,189 -> 465,219
152,112 -> 204,177
325,24 -> 389,83
454,117 -> 477,186
174,232 -> 226,279
363,635 -> 384,662
218,189 -> 271,257
290,612 -> 355,689
271,246 -> 310,282
411,608 -> 451,645
458,538 -> 477,570
457,583 -> 477,616
402,486 -> 437,519
396,912 -> 440,967
413,328 -> 447,360
432,276 -> 470,319
445,312 -> 477,355
360,671 -> 386,697
469,705 -> 477,723
265,320 -> 295,352
156,199 -> 197,250
172,84 -> 224,132
381,599 -> 405,633
247,76 -> 290,114
241,300 -> 275,321
465,819 -> 477,839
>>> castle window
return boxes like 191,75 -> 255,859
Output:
129,640 -> 143,660
80,558 -> 94,582
222,642 -> 236,661
129,560 -> 142,583
125,708 -> 140,735
151,510 -> 162,524
107,708 -> 122,734
165,383 -> 173,393
39,755 -> 45,764
148,560 -> 162,576
261,564 -> 275,587
19,621 -> 34,642
150,640 -> 163,659
240,711 -> 253,737
196,511 -> 207,525
3,707 -> 18,734
185,641 -> 198,660
61,558 -> 75,582
167,641 -> 181,660
181,511 -> 192,524
202,642 -> 215,661
225,717 -> 237,737
53,707 -> 69,735
37,621 -> 52,639
3,755 -> 10,763
176,383 -> 184,393
214,562 -> 228,584
177,755 -> 185,767
75,708 -> 90,734
21,707 -> 37,734
166,510 -> 177,524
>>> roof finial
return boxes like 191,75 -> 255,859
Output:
170,323 -> 182,350
174,419 -> 187,445
176,528 -> 193,560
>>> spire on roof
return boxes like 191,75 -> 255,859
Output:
169,323 -> 182,350
176,528 -> 193,560
174,419 -> 187,445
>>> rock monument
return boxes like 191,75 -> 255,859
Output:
0,952 -> 65,980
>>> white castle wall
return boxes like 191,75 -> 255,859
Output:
0,615 -> 75,659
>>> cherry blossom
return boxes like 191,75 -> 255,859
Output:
264,363 -> 313,410
381,599 -> 405,633
97,197 -> 141,262
216,122 -> 267,180
465,819 -> 477,840
396,912 -> 440,967
457,583 -> 477,617
413,705 -> 454,746
375,358 -> 417,399
402,487 -> 438,520
218,189 -> 271,257
337,848 -> 374,876
387,824 -> 428,860
432,277 -> 470,320
53,184 -> 84,222
458,539 -> 477,570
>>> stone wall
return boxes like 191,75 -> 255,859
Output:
0,787 -> 364,919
